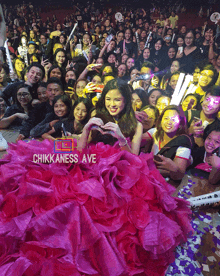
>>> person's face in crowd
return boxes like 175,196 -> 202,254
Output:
28,44 -> 36,55
167,29 -> 173,36
46,83 -> 63,103
15,59 -> 25,72
118,64 -> 127,77
103,75 -> 114,85
156,96 -> 171,114
91,75 -> 102,84
105,89 -> 125,118
40,35 -> 47,45
195,32 -> 201,39
161,109 -> 180,134
56,24 -> 61,31
204,29 -> 213,41
198,70 -> 214,87
148,90 -> 162,106
132,93 -> 142,111
170,61 -> 180,73
56,51 -> 65,66
83,34 -> 90,46
121,54 -> 128,64
126,58 -> 135,70
107,40 -> 116,52
143,48 -> 150,60
142,107 -> 156,130
182,95 -> 197,111
180,26 -> 186,34
65,70 -> 76,84
54,99 -> 68,118
157,27 -> 163,35
103,33 -> 108,39
155,40 -> 162,51
130,68 -> 139,79
102,66 -> 113,75
76,80 -> 87,97
37,86 -> 48,102
169,74 -> 179,90
96,58 -> 104,65
101,25 -> 105,32
138,18 -> 143,27
168,47 -> 176,59
0,68 -> 7,84
177,37 -> 184,47
185,32 -> 194,47
17,87 -> 32,106
50,68 -> 62,79
30,30 -> 35,39
59,35 -> 65,44
204,131 -> 220,154
100,38 -> 105,48
83,22 -> 88,29
216,55 -> 220,68
95,26 -> 100,34
125,29 -> 131,41
144,22 -> 149,30
74,102 -> 87,123
193,67 -> 201,84
27,66 -> 43,85
108,54 -> 116,64
105,19 -> 110,27
140,30 -> 147,40
117,32 -> 124,42
139,41 -> 145,51
202,93 -> 220,116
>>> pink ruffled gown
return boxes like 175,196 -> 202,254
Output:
0,139 -> 193,276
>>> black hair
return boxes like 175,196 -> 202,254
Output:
69,97 -> 92,125
27,62 -> 45,79
47,65 -> 65,83
101,72 -> 115,83
206,85 -> 220,97
38,82 -> 47,89
47,77 -> 63,91
132,88 -> 148,109
201,64 -> 218,87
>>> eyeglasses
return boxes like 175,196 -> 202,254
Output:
17,92 -> 30,97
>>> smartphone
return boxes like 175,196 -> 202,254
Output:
67,79 -> 76,88
106,34 -> 113,43
178,46 -> 183,54
61,123 -> 67,136
154,155 -> 162,162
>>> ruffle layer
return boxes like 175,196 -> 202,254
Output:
0,140 -> 193,275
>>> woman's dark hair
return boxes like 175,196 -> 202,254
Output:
53,94 -> 72,118
132,88 -> 148,109
206,85 -> 220,97
155,105 -> 187,141
154,38 -> 164,48
140,104 -> 160,122
147,88 -> 164,105
48,65 -> 65,83
201,64 -> 218,87
69,97 -> 93,129
96,78 -> 137,139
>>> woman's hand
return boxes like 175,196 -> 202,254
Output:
101,122 -> 126,142
176,50 -> 183,59
153,154 -> 174,171
84,117 -> 104,132
49,120 -> 59,128
193,120 -> 204,137
16,113 -> 29,120
209,155 -> 220,169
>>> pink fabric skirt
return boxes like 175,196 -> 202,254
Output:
0,140 -> 193,276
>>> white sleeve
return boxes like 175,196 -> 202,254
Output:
176,147 -> 191,160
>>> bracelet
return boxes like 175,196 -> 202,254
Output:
119,139 -> 127,147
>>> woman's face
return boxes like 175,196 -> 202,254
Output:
102,66 -> 113,75
126,58 -> 135,70
121,54 -> 128,64
65,70 -> 76,83
118,64 -> 127,77
56,51 -> 65,65
92,75 -> 102,84
143,48 -> 150,60
155,40 -> 162,51
130,69 -> 139,79
0,68 -> 7,83
177,37 -> 184,47
140,30 -> 147,39
148,90 -> 162,106
182,95 -> 197,111
168,48 -> 176,59
59,35 -> 65,44
37,86 -> 48,102
108,54 -> 116,64
74,102 -> 87,122
76,80 -> 87,97
156,96 -> 170,114
54,99 -> 68,118
50,68 -> 62,79
204,131 -> 220,154
185,32 -> 194,47
17,87 -> 32,105
170,61 -> 180,73
161,110 -> 180,134
30,30 -> 35,39
15,59 -> 25,72
83,34 -> 90,45
169,74 -> 179,90
198,70 -> 214,87
56,24 -> 61,30
105,89 -> 125,117
132,93 -> 142,111
107,41 -> 116,51
142,107 -> 156,130
125,29 -> 131,40
202,93 -> 220,116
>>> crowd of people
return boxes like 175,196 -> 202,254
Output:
0,1 -> 220,275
